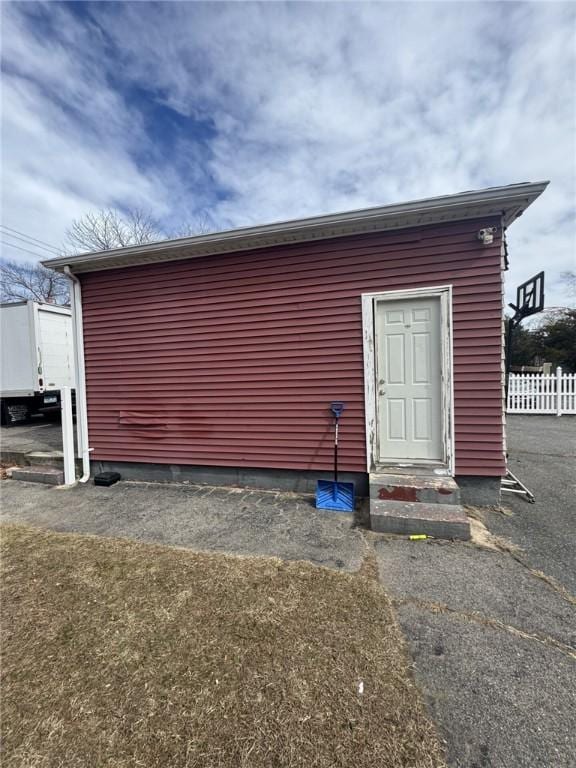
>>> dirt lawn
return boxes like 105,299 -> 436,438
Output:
1,523 -> 445,768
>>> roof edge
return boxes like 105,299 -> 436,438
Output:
44,181 -> 549,274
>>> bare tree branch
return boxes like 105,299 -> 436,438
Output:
168,211 -> 215,239
65,208 -> 162,253
1,209 -> 216,306
65,208 -> 215,254
0,259 -> 70,304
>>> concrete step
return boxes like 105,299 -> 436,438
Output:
11,465 -> 64,486
0,450 -> 83,472
369,473 -> 461,505
26,451 -> 66,466
370,499 -> 470,540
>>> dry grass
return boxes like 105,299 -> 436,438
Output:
1,523 -> 445,768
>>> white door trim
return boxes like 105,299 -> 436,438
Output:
361,285 -> 454,475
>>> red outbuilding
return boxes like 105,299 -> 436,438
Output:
45,182 -> 547,535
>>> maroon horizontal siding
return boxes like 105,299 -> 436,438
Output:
80,217 -> 505,476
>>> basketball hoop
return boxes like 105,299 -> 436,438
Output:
505,271 -> 545,397
508,271 -> 544,325
504,271 -> 545,504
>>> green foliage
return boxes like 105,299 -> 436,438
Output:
508,310 -> 576,372
534,309 -> 576,372
507,321 -> 541,367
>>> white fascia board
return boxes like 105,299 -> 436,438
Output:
44,181 -> 549,275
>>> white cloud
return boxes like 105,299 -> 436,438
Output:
0,2 -> 187,255
1,1 -> 575,307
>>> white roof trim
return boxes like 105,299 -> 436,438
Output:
44,181 -> 548,274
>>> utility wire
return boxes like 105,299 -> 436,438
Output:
0,225 -> 60,251
0,231 -> 61,255
0,225 -> 61,253
0,240 -> 52,259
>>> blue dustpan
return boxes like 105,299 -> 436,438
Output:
316,401 -> 355,513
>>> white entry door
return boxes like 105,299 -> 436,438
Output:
375,296 -> 443,463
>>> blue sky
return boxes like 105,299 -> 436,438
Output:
1,1 -> 575,307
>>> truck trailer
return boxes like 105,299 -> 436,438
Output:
0,301 -> 75,426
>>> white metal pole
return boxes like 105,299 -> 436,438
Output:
60,386 -> 76,485
556,366 -> 562,417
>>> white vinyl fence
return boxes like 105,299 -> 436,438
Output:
507,367 -> 576,415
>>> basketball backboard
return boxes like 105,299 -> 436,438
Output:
509,271 -> 544,322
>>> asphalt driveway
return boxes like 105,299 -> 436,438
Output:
486,414 -> 576,592
1,414 -> 574,767
0,416 -> 64,459
375,415 -> 575,767
0,480 -> 365,572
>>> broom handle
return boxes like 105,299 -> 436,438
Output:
334,416 -> 339,484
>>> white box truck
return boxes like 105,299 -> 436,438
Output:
0,301 -> 75,426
